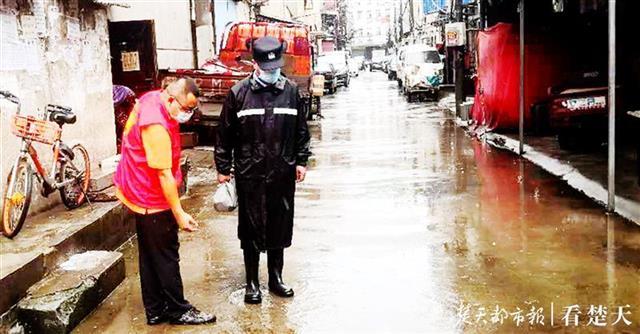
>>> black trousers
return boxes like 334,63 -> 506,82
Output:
135,210 -> 192,319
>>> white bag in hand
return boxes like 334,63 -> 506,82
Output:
213,178 -> 237,212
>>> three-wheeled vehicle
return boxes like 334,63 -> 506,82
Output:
160,21 -> 323,135
397,44 -> 444,102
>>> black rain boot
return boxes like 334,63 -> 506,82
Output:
243,248 -> 262,304
267,249 -> 294,297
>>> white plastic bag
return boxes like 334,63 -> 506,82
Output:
213,178 -> 238,212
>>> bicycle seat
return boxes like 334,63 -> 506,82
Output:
50,111 -> 76,125
47,104 -> 76,126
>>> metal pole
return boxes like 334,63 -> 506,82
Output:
478,0 -> 485,30
211,0 -> 217,55
409,0 -> 415,33
607,0 -> 616,211
455,0 -> 464,116
189,0 -> 198,68
518,0 -> 525,155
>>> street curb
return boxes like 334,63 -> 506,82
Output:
445,102 -> 640,227
480,132 -> 640,226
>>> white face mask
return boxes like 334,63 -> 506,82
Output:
258,68 -> 281,84
175,111 -> 193,123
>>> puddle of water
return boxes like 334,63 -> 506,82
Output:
72,72 -> 640,334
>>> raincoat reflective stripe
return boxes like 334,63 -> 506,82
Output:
237,108 -> 298,117
274,108 -> 297,115
237,109 -> 265,117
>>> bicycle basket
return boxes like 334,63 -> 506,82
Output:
11,115 -> 61,144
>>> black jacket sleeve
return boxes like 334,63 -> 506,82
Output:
215,90 -> 238,175
295,87 -> 312,167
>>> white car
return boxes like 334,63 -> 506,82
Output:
387,53 -> 399,80
397,45 -> 444,101
321,51 -> 350,88
347,58 -> 360,77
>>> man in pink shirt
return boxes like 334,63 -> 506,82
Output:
115,78 -> 215,326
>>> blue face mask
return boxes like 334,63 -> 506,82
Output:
258,68 -> 281,84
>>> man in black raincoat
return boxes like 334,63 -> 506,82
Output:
215,36 -> 311,304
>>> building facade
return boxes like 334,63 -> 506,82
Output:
348,0 -> 395,51
0,0 -> 116,212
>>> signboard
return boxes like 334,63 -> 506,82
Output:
121,51 -> 140,72
423,0 -> 447,14
445,22 -> 466,47
423,0 -> 472,14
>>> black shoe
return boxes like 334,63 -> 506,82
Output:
147,313 -> 169,326
169,308 -> 216,325
243,248 -> 262,304
268,249 -> 294,298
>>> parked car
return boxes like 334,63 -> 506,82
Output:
159,22 -> 318,134
368,49 -> 386,71
381,55 -> 393,74
347,57 -> 360,77
397,44 -> 444,102
387,54 -> 398,80
532,70 -> 623,150
315,58 -> 338,94
352,56 -> 365,70
320,51 -> 350,88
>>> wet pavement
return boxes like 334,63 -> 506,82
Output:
73,72 -> 640,333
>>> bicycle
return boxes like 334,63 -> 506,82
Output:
1,91 -> 91,238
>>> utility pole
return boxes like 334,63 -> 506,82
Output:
399,0 -> 404,39
393,1 -> 398,43
454,0 -> 464,116
519,0 -> 525,155
607,0 -> 616,211
409,0 -> 414,33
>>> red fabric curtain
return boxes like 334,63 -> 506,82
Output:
471,23 -> 566,131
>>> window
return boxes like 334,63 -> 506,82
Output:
406,50 -> 441,64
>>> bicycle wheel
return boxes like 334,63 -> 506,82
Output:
2,159 -> 33,238
59,144 -> 91,209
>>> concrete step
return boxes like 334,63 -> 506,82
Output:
0,202 -> 134,319
0,151 -> 193,331
16,251 -> 125,334
89,168 -> 115,193
89,154 -> 121,193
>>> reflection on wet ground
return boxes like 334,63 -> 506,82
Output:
74,72 -> 640,333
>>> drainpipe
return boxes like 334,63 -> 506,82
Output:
211,0 -> 217,55
518,0 -> 525,155
189,0 -> 199,68
607,0 -> 616,211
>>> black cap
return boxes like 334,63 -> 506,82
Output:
252,36 -> 285,71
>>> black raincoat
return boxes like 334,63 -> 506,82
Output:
215,74 -> 311,251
